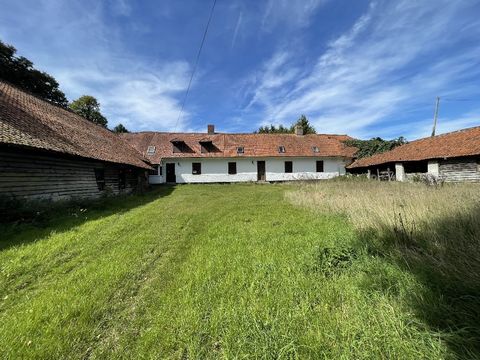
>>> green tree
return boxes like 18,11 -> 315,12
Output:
257,124 -> 291,134
69,95 -> 108,127
256,115 -> 316,134
290,114 -> 316,134
0,40 -> 68,107
344,137 -> 407,159
112,123 -> 129,133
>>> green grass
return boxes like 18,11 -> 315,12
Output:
0,182 -> 477,359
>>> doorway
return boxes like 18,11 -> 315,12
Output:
166,163 -> 176,183
257,161 -> 266,181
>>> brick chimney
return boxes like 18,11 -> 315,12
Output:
295,125 -> 303,136
207,124 -> 215,134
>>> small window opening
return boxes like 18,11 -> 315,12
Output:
316,160 -> 324,172
149,165 -> 160,176
285,161 -> 293,173
278,146 -> 286,153
172,141 -> 188,153
200,141 -> 215,153
312,146 -> 319,153
192,162 -> 201,175
119,170 -> 126,189
147,146 -> 156,155
228,162 -> 237,175
94,168 -> 105,191
237,146 -> 244,154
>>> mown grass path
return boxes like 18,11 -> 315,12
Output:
1,184 -> 448,358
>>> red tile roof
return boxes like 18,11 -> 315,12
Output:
348,126 -> 480,168
121,132 -> 357,163
0,81 -> 151,169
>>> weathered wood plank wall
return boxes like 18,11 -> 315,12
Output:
0,147 -> 141,201
440,157 -> 480,182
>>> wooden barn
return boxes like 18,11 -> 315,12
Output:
0,81 -> 152,201
348,126 -> 480,182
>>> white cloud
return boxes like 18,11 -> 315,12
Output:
261,0 -> 328,32
0,0 -> 190,131
245,0 -> 480,138
56,61 -> 190,131
231,11 -> 243,49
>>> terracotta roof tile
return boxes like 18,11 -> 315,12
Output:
121,132 -> 357,163
0,81 -> 151,169
348,126 -> 480,168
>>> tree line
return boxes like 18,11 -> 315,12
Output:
0,40 -> 129,133
256,115 -> 316,134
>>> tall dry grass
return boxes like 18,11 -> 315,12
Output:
286,179 -> 478,232
287,179 -> 480,356
286,179 -> 480,289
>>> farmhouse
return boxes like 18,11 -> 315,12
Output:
0,81 -> 151,201
348,126 -> 480,182
122,125 -> 357,184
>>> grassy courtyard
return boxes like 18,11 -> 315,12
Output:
1,182 -> 479,359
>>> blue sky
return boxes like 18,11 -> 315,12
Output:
1,0 -> 480,139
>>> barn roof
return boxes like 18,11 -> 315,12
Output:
348,126 -> 480,169
121,131 -> 357,163
0,81 -> 151,169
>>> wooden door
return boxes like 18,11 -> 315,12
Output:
166,163 -> 176,183
257,161 -> 266,181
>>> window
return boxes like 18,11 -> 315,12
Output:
285,161 -> 293,173
192,162 -> 201,175
94,169 -> 105,191
278,145 -> 286,153
147,146 -> 156,155
172,141 -> 187,153
312,146 -> 319,153
237,146 -> 244,154
404,161 -> 428,173
173,143 -> 181,153
228,162 -> 237,175
119,170 -> 126,189
159,165 -> 163,176
200,141 -> 215,153
316,160 -> 324,172
149,165 -> 161,176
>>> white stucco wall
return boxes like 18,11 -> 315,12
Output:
149,157 -> 347,184
148,165 -> 164,184
395,162 -> 406,182
427,160 -> 439,175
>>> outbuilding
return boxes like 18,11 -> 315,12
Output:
348,126 -> 480,182
0,81 -> 152,201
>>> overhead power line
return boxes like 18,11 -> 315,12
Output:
174,0 -> 217,132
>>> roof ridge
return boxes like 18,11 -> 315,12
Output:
126,131 -> 351,136
0,80 -> 119,133
405,124 -> 480,144
0,80 -> 151,169
348,125 -> 480,168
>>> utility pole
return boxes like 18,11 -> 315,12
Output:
431,96 -> 440,137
